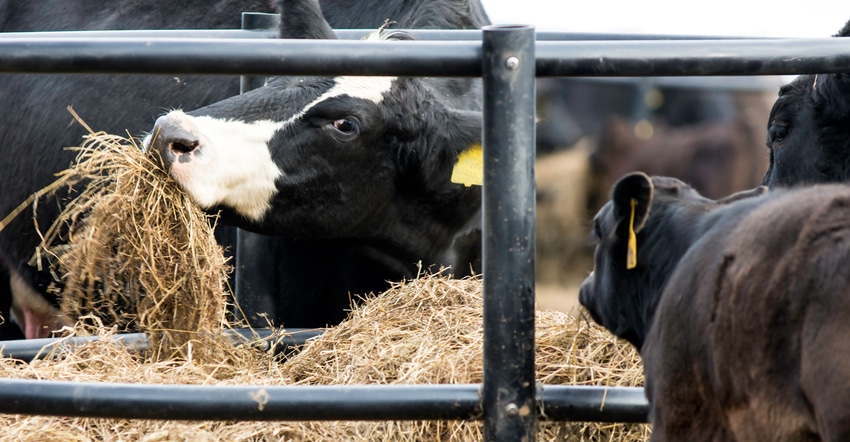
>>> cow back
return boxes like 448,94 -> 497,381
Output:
644,184 -> 850,440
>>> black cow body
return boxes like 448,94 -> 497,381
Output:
580,173 -> 850,441
0,0 -> 489,337
147,0 -> 488,329
760,19 -> 850,187
0,0 -> 280,339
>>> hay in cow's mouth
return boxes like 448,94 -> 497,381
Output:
34,119 -> 231,362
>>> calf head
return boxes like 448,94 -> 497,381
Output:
580,172 -> 711,349
580,172 -> 769,349
145,0 -> 483,263
761,18 -> 850,187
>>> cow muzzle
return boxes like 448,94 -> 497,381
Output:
148,114 -> 203,170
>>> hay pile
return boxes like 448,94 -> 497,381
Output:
34,123 -> 230,361
0,275 -> 649,441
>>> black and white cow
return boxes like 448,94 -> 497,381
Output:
760,18 -> 850,187
0,0 -> 488,338
580,172 -> 850,440
146,0 -> 488,329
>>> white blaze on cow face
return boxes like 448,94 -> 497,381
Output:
148,75 -> 396,221
279,75 -> 395,126
158,111 -> 283,220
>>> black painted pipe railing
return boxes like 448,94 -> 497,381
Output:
0,37 -> 849,77
0,379 -> 647,423
0,28 -> 768,41
0,328 -> 324,362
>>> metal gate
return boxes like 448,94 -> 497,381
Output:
1,14 -> 849,441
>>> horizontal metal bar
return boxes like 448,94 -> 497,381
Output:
0,333 -> 149,361
0,38 -> 481,76
0,32 -> 780,89
0,29 -> 279,39
536,38 -> 850,76
0,328 -> 324,362
0,29 -> 768,41
0,37 -> 848,77
538,385 -> 649,423
574,75 -> 782,91
0,379 -> 648,422
0,380 -> 482,421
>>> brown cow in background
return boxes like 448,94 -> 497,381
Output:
592,115 -> 768,201
534,81 -> 774,311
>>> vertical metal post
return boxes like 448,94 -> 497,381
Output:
481,25 -> 537,441
235,12 -> 281,325
240,12 -> 280,94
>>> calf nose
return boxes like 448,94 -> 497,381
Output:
149,115 -> 202,169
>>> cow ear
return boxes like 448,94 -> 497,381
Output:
611,172 -> 653,235
280,0 -> 337,40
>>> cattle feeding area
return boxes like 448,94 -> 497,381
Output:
4,3 -> 850,442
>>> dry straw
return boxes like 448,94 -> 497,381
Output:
34,116 -> 231,361
0,275 -> 648,441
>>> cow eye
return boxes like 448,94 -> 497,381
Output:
768,121 -> 789,145
327,117 -> 360,141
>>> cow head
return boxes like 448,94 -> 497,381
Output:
760,18 -> 850,187
144,0 -> 483,262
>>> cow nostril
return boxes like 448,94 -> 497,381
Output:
170,139 -> 199,154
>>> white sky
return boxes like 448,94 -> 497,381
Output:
481,0 -> 848,38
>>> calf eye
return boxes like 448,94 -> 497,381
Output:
327,117 -> 360,141
768,121 -> 789,145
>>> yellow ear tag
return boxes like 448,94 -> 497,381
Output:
450,144 -> 483,187
627,198 -> 638,270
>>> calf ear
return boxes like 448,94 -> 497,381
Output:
611,172 -> 653,235
280,0 -> 336,40
611,172 -> 652,269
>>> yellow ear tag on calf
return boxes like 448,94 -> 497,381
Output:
450,144 -> 483,187
627,198 -> 638,270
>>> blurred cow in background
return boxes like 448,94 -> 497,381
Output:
534,76 -> 776,312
